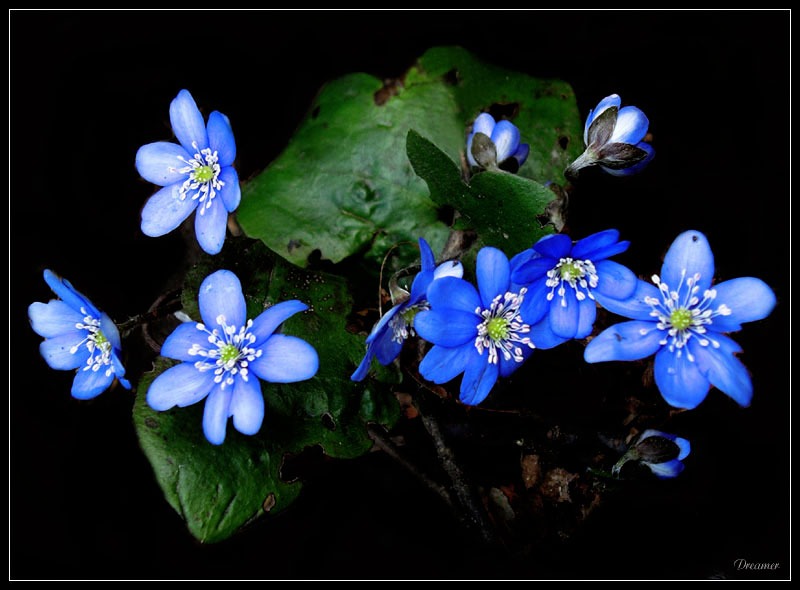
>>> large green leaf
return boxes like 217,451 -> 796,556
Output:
236,46 -> 583,270
133,238 -> 400,543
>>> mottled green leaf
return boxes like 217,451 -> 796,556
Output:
236,46 -> 582,270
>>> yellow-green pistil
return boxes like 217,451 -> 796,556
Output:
194,165 -> 215,184
669,308 -> 693,331
559,261 -> 583,281
218,343 -> 240,365
400,306 -> 421,326
486,317 -> 510,342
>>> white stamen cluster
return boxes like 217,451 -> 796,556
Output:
641,269 -> 732,361
389,302 -> 430,344
69,308 -> 114,377
170,141 -> 225,215
546,257 -> 599,306
475,288 -> 535,365
188,315 -> 262,388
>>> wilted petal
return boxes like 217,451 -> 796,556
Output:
609,105 -> 649,145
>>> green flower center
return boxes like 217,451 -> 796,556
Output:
486,317 -> 510,342
194,165 -> 215,183
219,343 -> 240,364
93,330 -> 108,346
400,306 -> 421,326
670,308 -> 693,331
559,262 -> 583,281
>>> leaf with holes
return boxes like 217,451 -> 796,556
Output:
133,237 -> 401,543
236,45 -> 583,270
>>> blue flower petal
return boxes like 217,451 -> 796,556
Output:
433,260 -> 464,281
646,458 -> 685,479
472,112 -> 496,137
460,351 -> 498,406
28,300 -> 85,338
71,366 -> 115,400
708,277 -> 777,332
408,270 -> 435,306
518,276 -> 550,327
689,334 -> 753,407
250,300 -> 309,346
99,313 -> 122,351
365,304 -> 403,345
218,166 -> 241,213
638,430 -> 691,460
135,141 -> 192,186
418,237 -> 436,273
511,142 -> 529,167
570,229 -> 620,260
248,334 -> 319,383
548,287 -> 580,339
203,382 -> 232,445
169,89 -> 209,153
528,316 -> 569,350
533,233 -> 572,259
146,362 -> 216,410
577,240 -> 631,262
654,347 -> 710,409
415,309 -> 478,347
160,322 -> 211,361
111,352 -> 131,390
511,256 -> 555,285
584,94 -> 621,144
593,279 -> 661,321
575,298 -> 597,339
198,269 -> 247,334
499,348 -> 528,378
140,183 -> 198,237
43,270 -> 99,316
419,342 -> 474,385
194,192 -> 228,255
594,259 -> 638,300
609,105 -> 649,145
39,331 -> 90,370
206,110 -> 236,167
476,247 -> 510,308
660,230 -> 715,295
230,375 -> 264,436
509,247 -> 536,275
584,320 -> 664,363
373,330 -> 404,365
491,120 -> 521,164
350,344 -> 376,382
426,276 -> 482,315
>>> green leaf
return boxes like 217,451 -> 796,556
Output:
406,128 -> 556,259
133,238 -> 400,543
236,46 -> 583,270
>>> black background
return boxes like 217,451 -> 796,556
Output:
10,10 -> 790,580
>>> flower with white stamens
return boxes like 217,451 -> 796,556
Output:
147,269 -> 319,445
584,230 -> 777,410
136,89 -> 240,255
28,269 -> 131,399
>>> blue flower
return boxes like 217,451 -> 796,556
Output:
509,229 -> 638,347
466,113 -> 529,172
566,94 -> 655,178
584,230 -> 777,409
146,269 -> 319,445
351,238 -> 463,381
135,89 -> 240,255
614,429 -> 692,480
28,269 -> 131,399
415,247 -> 536,406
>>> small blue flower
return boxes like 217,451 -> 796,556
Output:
135,89 -> 240,255
28,269 -> 131,399
584,230 -> 777,409
466,113 -> 529,172
351,238 -> 463,381
509,229 -> 638,347
566,94 -> 655,178
614,429 -> 692,480
415,247 -> 536,406
147,269 -> 319,445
